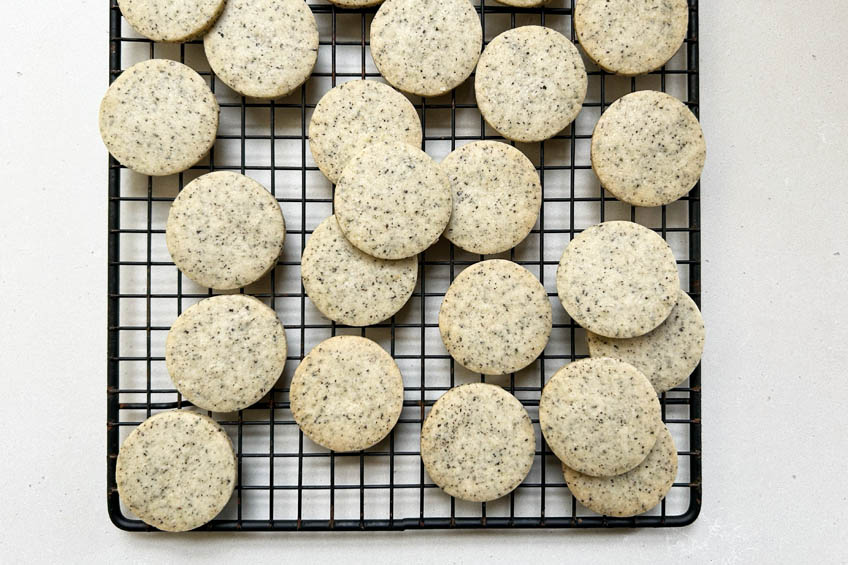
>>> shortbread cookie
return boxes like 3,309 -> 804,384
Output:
441,141 -> 541,255
575,0 -> 688,76
99,59 -> 218,176
203,0 -> 318,98
556,221 -> 680,338
301,215 -> 418,326
166,171 -> 285,290
116,410 -> 236,531
421,383 -> 535,502
592,91 -> 706,207
475,26 -> 587,142
334,141 -> 451,259
370,0 -> 482,97
118,0 -> 225,42
539,357 -> 661,477
327,0 -> 383,7
588,289 -> 704,393
290,336 -> 404,452
309,80 -> 422,184
439,260 -> 552,375
166,295 -> 287,412
564,423 -> 677,517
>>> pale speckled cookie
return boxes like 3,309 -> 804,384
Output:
370,0 -> 482,97
588,289 -> 703,393
308,80 -> 422,184
334,141 -> 451,260
328,0 -> 383,7
475,26 -> 587,143
439,260 -> 552,375
290,336 -> 404,452
539,357 -> 661,477
203,0 -> 318,99
118,0 -> 225,42
564,423 -> 677,517
421,383 -> 535,502
575,0 -> 688,76
99,59 -> 218,176
301,215 -> 418,326
592,91 -> 706,207
166,295 -> 287,412
166,171 -> 285,290
556,221 -> 680,339
116,410 -> 236,531
441,141 -> 541,255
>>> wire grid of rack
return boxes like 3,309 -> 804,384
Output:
107,0 -> 702,531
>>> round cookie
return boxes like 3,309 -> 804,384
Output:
556,221 -> 680,339
564,423 -> 678,517
475,26 -> 587,143
301,215 -> 418,326
439,260 -> 552,375
328,0 -> 383,7
421,383 -> 535,502
309,80 -> 422,184
203,0 -> 318,99
575,0 -> 688,76
116,410 -> 236,531
290,336 -> 404,452
117,0 -> 225,42
334,141 -> 451,260
592,91 -> 706,207
441,141 -> 541,255
588,289 -> 704,393
166,295 -> 287,412
540,357 -> 662,477
99,59 -> 218,176
166,171 -> 285,290
370,0 -> 482,97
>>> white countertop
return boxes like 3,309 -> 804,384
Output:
2,1 -> 847,562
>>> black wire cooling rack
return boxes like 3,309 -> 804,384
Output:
107,0 -> 701,531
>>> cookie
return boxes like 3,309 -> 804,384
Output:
301,215 -> 418,326
588,289 -> 704,393
290,336 -> 404,452
540,357 -> 661,477
99,59 -> 218,176
564,423 -> 677,517
166,295 -> 287,412
420,383 -> 535,502
327,0 -> 383,7
308,80 -> 422,184
439,260 -> 552,375
575,0 -> 688,76
166,171 -> 285,290
556,221 -> 680,339
441,141 -> 541,255
369,0 -> 482,97
592,91 -> 706,207
203,0 -> 318,99
334,140 -> 451,260
475,26 -> 587,143
116,410 -> 236,531
117,0 -> 225,42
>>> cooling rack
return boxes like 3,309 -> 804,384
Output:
107,0 -> 701,530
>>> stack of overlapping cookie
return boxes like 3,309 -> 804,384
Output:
100,0 -> 705,530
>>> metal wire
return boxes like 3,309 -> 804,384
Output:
107,0 -> 701,531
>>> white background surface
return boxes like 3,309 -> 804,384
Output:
2,1 -> 847,563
